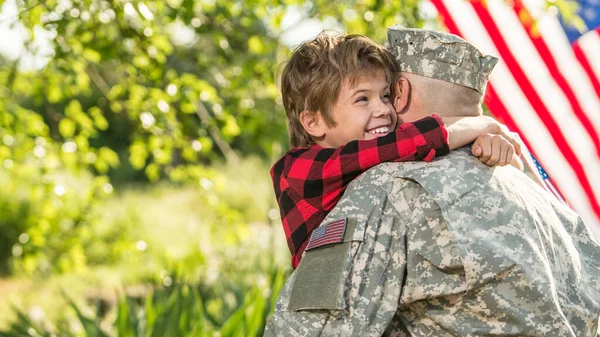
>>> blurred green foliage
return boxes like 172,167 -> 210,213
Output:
0,267 -> 287,336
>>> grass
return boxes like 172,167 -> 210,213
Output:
0,156 -> 291,335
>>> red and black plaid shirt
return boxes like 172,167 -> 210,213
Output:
271,115 -> 450,268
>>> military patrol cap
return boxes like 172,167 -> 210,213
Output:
387,25 -> 499,93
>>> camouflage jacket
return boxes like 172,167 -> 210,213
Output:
265,148 -> 600,337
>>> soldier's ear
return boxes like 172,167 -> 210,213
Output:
393,77 -> 411,114
300,110 -> 326,138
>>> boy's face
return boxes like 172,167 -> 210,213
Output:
319,68 -> 396,148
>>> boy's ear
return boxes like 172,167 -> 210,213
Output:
299,110 -> 326,138
393,77 -> 411,114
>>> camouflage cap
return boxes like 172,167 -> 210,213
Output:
387,25 -> 499,93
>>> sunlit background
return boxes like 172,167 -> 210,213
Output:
0,0 -> 594,336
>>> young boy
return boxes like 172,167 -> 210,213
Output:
272,32 -> 518,268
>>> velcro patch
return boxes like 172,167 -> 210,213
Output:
305,218 -> 347,251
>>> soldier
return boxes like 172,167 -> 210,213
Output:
264,26 -> 600,336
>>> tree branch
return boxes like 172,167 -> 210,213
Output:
195,102 -> 239,164
86,67 -> 111,99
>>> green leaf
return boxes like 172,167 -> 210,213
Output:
129,141 -> 148,169
65,100 -> 83,117
83,49 -> 102,63
246,289 -> 267,337
145,163 -> 161,181
247,36 -> 264,54
219,303 -> 246,337
47,86 -> 63,103
64,294 -> 109,337
116,295 -> 136,337
98,147 -> 120,168
222,115 -> 241,138
58,118 -> 76,138
89,107 -> 109,130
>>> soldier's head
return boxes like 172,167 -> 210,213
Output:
280,31 -> 399,148
386,26 -> 498,123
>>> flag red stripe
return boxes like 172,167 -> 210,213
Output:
309,235 -> 343,243
468,1 -> 600,218
328,219 -> 346,226
511,2 -> 600,158
572,36 -> 600,99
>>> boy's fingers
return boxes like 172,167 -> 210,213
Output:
479,143 -> 492,162
502,130 -> 522,157
485,137 -> 502,166
472,142 -> 482,157
513,139 -> 522,156
475,134 -> 492,161
480,144 -> 493,165
498,142 -> 508,166
498,143 -> 514,166
507,135 -> 522,157
499,143 -> 514,166
506,145 -> 515,166
486,154 -> 499,166
496,147 -> 505,166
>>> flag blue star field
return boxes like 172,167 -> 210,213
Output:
431,0 -> 600,238
562,0 -> 600,44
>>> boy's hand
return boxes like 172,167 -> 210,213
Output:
472,133 -> 516,166
443,115 -> 522,157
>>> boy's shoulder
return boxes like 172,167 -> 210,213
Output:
271,145 -> 329,175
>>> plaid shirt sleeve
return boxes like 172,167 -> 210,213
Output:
271,114 -> 449,268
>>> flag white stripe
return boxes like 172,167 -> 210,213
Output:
577,30 -> 600,87
486,0 -> 600,202
535,17 -> 600,140
439,0 -> 600,237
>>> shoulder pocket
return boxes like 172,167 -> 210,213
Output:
288,217 -> 365,311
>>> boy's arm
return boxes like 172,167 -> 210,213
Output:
288,115 -> 449,211
444,115 -> 521,155
445,115 -> 524,169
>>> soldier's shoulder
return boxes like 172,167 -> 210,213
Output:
351,163 -> 409,188
353,149 -> 475,184
347,162 -> 426,194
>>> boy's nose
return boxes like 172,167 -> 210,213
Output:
372,103 -> 391,118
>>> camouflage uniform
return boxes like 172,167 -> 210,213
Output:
264,27 -> 600,336
265,150 -> 600,336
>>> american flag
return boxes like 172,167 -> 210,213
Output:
530,153 -> 567,204
429,0 -> 600,238
305,218 -> 347,251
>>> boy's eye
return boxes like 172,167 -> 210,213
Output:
355,96 -> 368,103
382,94 -> 391,102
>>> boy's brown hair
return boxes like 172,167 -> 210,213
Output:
280,31 -> 399,148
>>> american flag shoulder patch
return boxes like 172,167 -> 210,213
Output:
305,218 -> 347,251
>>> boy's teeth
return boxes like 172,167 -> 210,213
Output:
369,127 -> 390,134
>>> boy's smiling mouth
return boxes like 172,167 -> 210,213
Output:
366,125 -> 391,136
